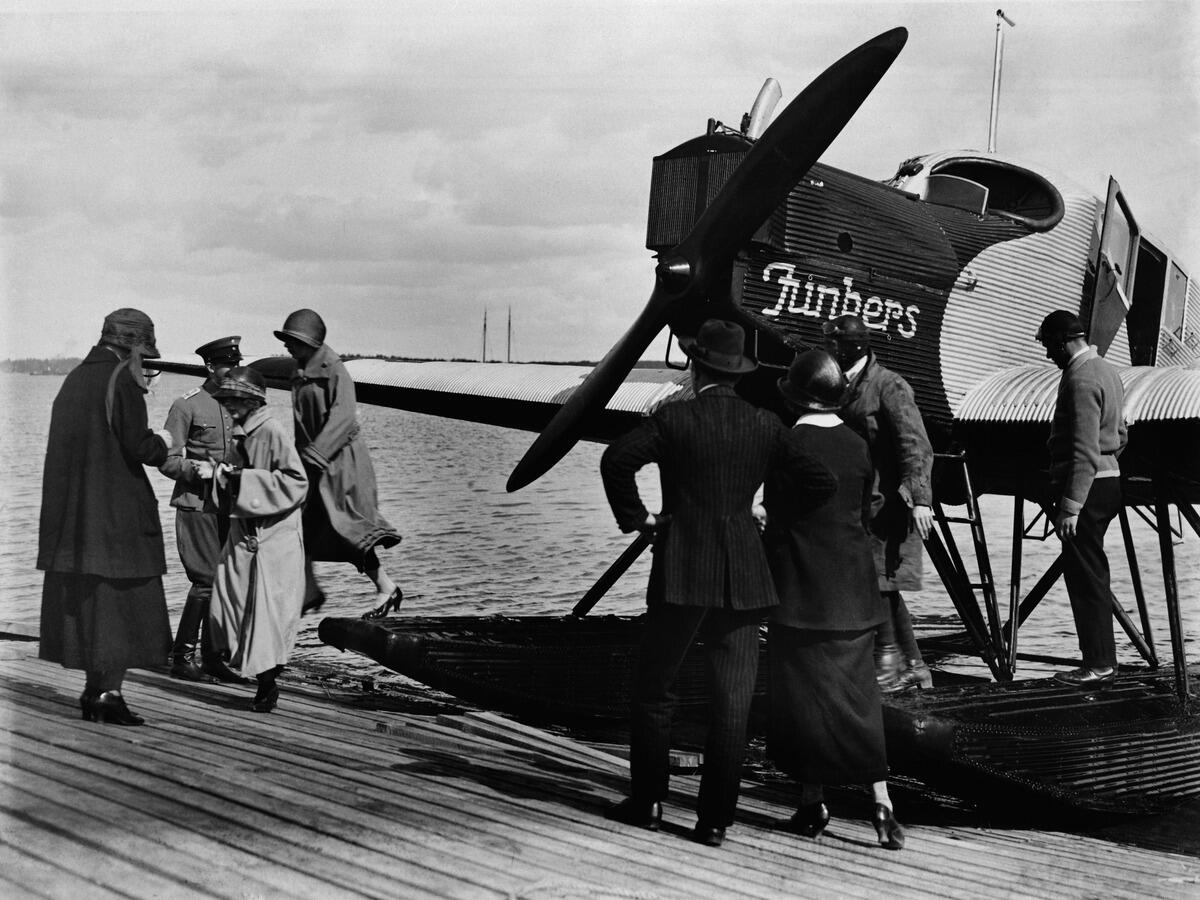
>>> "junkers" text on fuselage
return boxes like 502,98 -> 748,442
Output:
760,263 -> 920,338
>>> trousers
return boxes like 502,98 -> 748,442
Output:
1060,478 -> 1122,668
629,603 -> 764,827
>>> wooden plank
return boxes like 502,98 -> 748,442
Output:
1,763 -> 364,900
3,648 -> 1200,900
0,844 -> 128,900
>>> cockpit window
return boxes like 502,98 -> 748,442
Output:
930,159 -> 1064,231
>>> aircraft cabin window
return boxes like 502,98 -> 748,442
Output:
928,160 -> 1064,231
1163,261 -> 1188,339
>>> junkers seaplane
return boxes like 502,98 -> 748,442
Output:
154,27 -> 1200,814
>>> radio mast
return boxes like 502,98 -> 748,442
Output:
988,9 -> 1016,153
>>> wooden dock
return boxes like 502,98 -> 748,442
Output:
2,637 -> 1199,900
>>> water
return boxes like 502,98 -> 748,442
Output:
5,371 -> 1195,680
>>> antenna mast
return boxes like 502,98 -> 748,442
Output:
988,9 -> 1016,153
482,308 -> 488,362
506,306 -> 512,363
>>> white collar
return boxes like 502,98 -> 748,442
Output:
794,412 -> 842,428
844,356 -> 868,380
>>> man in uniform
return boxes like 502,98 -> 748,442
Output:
823,314 -> 935,691
599,319 -> 836,848
159,336 -> 249,683
1036,309 -> 1127,687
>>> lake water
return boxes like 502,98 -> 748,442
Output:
4,370 -> 1196,684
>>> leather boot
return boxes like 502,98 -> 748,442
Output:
170,597 -> 214,681
199,619 -> 251,684
875,643 -> 905,693
170,645 -> 214,682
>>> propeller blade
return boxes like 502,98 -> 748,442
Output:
506,279 -> 675,492
506,27 -> 907,492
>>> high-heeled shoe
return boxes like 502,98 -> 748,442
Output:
873,803 -> 905,850
361,587 -> 403,620
91,691 -> 145,726
79,691 -> 98,722
780,801 -> 830,838
251,684 -> 279,713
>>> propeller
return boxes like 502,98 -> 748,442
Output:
506,26 -> 908,492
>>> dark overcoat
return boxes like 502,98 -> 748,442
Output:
840,352 -> 934,591
600,385 -> 836,610
763,422 -> 886,631
38,346 -> 169,577
290,343 -> 400,566
37,345 -> 171,670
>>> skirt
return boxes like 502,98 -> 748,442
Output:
39,572 -> 171,671
767,623 -> 888,784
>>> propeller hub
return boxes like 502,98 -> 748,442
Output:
655,257 -> 693,291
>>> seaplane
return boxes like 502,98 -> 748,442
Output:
152,25 -> 1200,814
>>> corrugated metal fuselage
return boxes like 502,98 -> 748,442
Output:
732,159 -> 1103,446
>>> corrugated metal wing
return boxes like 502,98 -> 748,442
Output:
957,363 -> 1200,423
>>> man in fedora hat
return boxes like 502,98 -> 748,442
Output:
600,318 -> 836,847
1035,309 -> 1127,687
158,335 -> 250,684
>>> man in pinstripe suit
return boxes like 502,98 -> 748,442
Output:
600,319 -> 837,847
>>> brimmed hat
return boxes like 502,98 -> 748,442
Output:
213,366 -> 267,402
100,308 -> 160,359
778,349 -> 847,412
1035,310 -> 1086,345
274,308 -> 326,348
195,335 -> 242,363
678,319 -> 757,375
821,314 -> 871,344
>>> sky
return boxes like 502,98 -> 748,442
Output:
3,0 -> 1198,363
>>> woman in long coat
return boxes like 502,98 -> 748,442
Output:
38,309 -> 174,726
274,309 -> 402,619
208,368 -> 308,712
762,350 -> 904,850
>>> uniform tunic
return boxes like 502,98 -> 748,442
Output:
210,408 -> 308,677
839,352 -> 934,591
159,381 -> 236,600
763,420 -> 889,784
290,343 -> 400,566
38,345 -> 171,670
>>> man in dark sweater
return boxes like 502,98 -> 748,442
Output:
1037,310 -> 1127,687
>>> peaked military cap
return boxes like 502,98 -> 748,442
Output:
195,335 -> 242,362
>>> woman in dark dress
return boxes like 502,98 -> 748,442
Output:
762,349 -> 905,849
37,309 -> 174,726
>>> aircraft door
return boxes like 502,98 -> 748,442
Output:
1088,177 -> 1140,357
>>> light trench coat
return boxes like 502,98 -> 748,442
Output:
210,407 -> 308,677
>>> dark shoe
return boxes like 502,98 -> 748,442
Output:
362,587 -> 404,620
92,692 -> 145,726
170,649 -> 216,683
201,657 -> 252,685
1053,666 -> 1116,688
896,659 -> 934,690
301,588 -> 326,617
603,798 -> 662,831
779,802 -> 830,838
251,684 -> 279,713
79,691 -> 98,722
691,823 -> 726,847
873,804 -> 904,850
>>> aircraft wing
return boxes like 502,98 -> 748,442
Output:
956,363 -> 1200,424
150,356 -> 692,445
